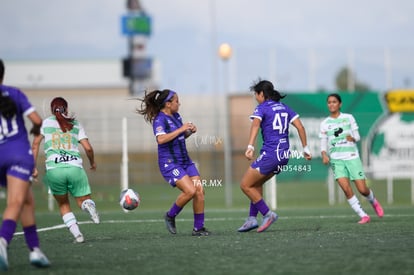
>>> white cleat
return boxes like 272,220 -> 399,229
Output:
0,238 -> 8,271
83,201 -> 100,224
29,247 -> 51,268
75,234 -> 85,243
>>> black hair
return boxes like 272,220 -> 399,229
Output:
0,59 -> 18,119
0,90 -> 18,119
137,89 -> 175,123
327,93 -> 342,103
0,59 -> 4,81
250,79 -> 286,102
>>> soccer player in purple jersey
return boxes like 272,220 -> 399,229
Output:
0,59 -> 50,270
138,89 -> 210,236
238,79 -> 312,233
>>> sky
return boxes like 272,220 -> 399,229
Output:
1,0 -> 414,94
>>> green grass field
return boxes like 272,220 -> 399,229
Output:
1,180 -> 414,274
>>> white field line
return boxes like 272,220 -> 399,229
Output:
14,213 -> 413,236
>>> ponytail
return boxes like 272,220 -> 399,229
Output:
250,79 -> 286,102
50,97 -> 74,132
0,90 -> 17,119
137,89 -> 175,123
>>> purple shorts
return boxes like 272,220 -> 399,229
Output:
251,149 -> 289,176
159,162 -> 200,187
0,144 -> 35,187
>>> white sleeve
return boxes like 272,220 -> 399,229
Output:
77,122 -> 88,141
320,137 -> 328,152
351,129 -> 361,142
349,114 -> 359,131
319,120 -> 328,152
349,114 -> 360,142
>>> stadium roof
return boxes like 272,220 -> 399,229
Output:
4,59 -> 129,89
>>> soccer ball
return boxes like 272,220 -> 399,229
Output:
119,188 -> 140,211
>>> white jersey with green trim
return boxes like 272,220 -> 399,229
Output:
41,116 -> 87,170
319,112 -> 360,160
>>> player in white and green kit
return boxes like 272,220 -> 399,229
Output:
319,93 -> 384,224
32,97 -> 99,243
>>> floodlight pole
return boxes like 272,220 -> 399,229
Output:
125,0 -> 150,95
219,43 -> 233,208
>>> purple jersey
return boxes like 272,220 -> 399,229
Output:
250,100 -> 299,152
153,112 -> 192,165
0,85 -> 36,186
0,85 -> 35,145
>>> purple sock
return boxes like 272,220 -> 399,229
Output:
167,203 -> 183,218
0,219 -> 17,245
254,199 -> 270,216
23,225 -> 39,251
249,201 -> 259,217
193,213 -> 204,230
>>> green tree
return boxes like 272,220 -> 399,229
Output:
335,67 -> 370,92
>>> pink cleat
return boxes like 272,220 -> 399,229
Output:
358,216 -> 371,224
372,199 -> 384,218
257,211 -> 278,233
